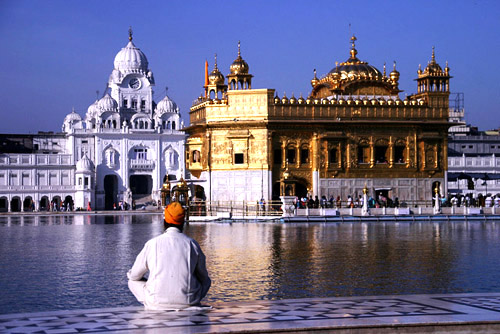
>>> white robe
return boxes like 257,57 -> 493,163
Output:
127,227 -> 211,310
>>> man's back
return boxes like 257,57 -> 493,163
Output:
128,227 -> 211,309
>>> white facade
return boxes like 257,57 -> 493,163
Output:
0,32 -> 185,211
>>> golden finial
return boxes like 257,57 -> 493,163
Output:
349,34 -> 358,59
238,40 -> 241,57
128,26 -> 133,41
313,68 -> 317,79
383,62 -> 386,77
431,46 -> 435,62
393,61 -> 397,70
214,53 -> 218,70
350,34 -> 357,48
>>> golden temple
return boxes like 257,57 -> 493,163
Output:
185,36 -> 451,203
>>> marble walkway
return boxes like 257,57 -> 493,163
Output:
2,293 -> 500,333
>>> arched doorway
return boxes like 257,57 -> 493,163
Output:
104,175 -> 118,210
11,197 -> 21,212
272,181 -> 308,199
23,196 -> 34,212
130,175 -> 152,196
295,182 -> 307,199
64,195 -> 74,211
40,196 -> 49,211
0,197 -> 8,212
52,196 -> 62,211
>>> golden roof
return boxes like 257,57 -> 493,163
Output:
310,35 -> 401,98
327,35 -> 383,80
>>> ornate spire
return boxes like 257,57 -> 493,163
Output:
431,46 -> 435,63
383,62 -> 387,77
238,40 -> 241,58
128,26 -> 133,41
214,53 -> 218,70
349,34 -> 358,59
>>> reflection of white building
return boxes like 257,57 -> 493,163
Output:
0,30 -> 185,212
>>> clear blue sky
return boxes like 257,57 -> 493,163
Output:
1,0 -> 499,134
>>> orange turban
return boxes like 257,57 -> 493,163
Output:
164,202 -> 185,225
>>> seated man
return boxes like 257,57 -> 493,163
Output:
127,202 -> 211,310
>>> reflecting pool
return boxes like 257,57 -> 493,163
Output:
1,214 -> 500,314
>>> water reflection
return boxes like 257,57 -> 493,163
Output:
0,215 -> 499,315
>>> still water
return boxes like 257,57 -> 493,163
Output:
1,214 -> 500,315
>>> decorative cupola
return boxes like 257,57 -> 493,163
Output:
226,41 -> 253,90
413,47 -> 452,107
389,61 -> 400,87
311,69 -> 319,87
205,54 -> 227,99
62,108 -> 83,133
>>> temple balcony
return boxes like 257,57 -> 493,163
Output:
129,159 -> 155,171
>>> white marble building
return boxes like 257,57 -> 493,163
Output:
0,31 -> 185,211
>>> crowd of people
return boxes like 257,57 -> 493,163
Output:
294,194 -> 401,209
445,193 -> 500,208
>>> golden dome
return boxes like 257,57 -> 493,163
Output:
289,94 -> 297,104
310,35 -> 402,99
390,61 -> 400,82
311,69 -> 319,87
229,41 -> 249,75
208,54 -> 225,85
274,94 -> 280,104
281,92 -> 289,104
424,47 -> 443,74
298,95 -> 305,104
327,35 -> 383,81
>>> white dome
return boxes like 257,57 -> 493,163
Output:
86,100 -> 99,118
97,94 -> 118,112
156,95 -> 179,114
76,155 -> 94,172
113,40 -> 148,73
64,110 -> 82,123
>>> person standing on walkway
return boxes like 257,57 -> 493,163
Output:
127,202 -> 211,310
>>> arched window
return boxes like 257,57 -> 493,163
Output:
394,144 -> 406,163
287,146 -> 296,164
300,145 -> 309,165
192,150 -> 201,163
172,121 -> 176,130
358,143 -> 370,164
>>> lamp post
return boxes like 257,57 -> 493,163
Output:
362,184 -> 369,216
433,185 -> 441,214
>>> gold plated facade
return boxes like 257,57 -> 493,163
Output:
186,38 -> 451,202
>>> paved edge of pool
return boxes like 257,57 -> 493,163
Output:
1,293 -> 500,333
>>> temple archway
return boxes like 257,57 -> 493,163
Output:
11,197 -> 21,212
104,174 -> 118,210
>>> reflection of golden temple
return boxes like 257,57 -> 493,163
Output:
185,37 -> 451,203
